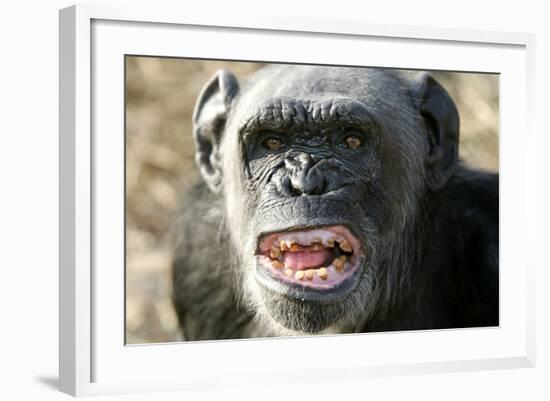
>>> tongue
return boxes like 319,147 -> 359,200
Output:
283,249 -> 332,270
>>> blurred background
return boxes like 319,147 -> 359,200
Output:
125,57 -> 499,344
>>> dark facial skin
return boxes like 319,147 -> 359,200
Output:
174,64 -> 498,338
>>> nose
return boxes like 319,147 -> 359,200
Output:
284,152 -> 326,196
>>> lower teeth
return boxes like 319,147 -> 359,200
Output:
266,237 -> 353,281
270,255 -> 348,280
333,256 -> 346,272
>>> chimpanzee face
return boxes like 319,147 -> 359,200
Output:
193,65 -> 458,333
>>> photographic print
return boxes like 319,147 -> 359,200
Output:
125,58 -> 499,344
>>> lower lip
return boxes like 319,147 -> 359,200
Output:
255,244 -> 362,291
254,255 -> 365,303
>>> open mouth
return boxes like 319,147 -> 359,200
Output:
255,225 -> 363,292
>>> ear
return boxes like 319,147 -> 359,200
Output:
412,73 -> 459,191
192,70 -> 240,193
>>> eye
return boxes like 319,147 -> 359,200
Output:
343,135 -> 363,150
262,137 -> 284,151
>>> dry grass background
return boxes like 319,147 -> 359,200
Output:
125,57 -> 499,344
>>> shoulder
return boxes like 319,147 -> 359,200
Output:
442,165 -> 499,325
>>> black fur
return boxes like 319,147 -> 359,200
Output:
172,65 -> 498,340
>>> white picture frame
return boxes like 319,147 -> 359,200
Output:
59,3 -> 536,397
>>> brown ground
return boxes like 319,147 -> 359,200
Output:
125,57 -> 499,344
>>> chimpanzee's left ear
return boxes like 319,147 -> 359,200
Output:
192,70 -> 240,194
412,73 -> 459,191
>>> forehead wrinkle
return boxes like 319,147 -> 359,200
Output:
238,96 -> 376,137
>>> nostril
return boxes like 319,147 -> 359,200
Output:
279,175 -> 303,197
290,186 -> 302,197
310,179 -> 326,195
302,167 -> 326,195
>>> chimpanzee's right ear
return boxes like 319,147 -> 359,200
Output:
192,70 -> 240,193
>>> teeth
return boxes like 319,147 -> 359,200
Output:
283,268 -> 293,277
339,239 -> 352,253
270,246 -> 281,259
272,260 -> 283,270
310,242 -> 324,251
333,255 -> 346,272
290,243 -> 303,252
273,235 -> 354,254
305,269 -> 315,280
317,267 -> 328,280
295,271 -> 305,280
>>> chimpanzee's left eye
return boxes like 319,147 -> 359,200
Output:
342,134 -> 363,150
263,137 -> 285,151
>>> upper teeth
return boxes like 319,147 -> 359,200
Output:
270,247 -> 281,259
310,243 -> 324,251
273,229 -> 352,252
289,243 -> 302,252
339,240 -> 352,253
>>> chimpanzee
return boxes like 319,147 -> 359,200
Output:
171,65 -> 498,340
